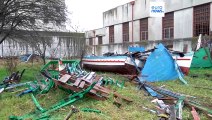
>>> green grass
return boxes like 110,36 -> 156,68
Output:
0,62 -> 212,120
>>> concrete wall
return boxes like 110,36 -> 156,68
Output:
133,20 -> 140,42
173,40 -> 192,52
104,28 -> 109,45
0,32 -> 85,58
134,0 -> 150,20
148,17 -> 162,40
103,0 -> 150,27
85,38 -> 195,56
114,25 -> 122,43
103,0 -> 212,27
174,8 -> 193,39
85,0 -> 212,55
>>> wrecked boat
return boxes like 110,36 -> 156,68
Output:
82,47 -> 145,75
139,43 -> 187,84
190,34 -> 212,68
191,47 -> 212,68
82,55 -> 143,75
172,51 -> 194,75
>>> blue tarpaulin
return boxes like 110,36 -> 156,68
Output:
140,43 -> 186,83
128,46 -> 145,53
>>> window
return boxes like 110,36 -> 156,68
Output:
141,31 -> 148,40
163,12 -> 174,39
140,18 -> 148,40
89,38 -> 93,45
164,27 -> 173,39
109,26 -> 114,43
183,44 -> 188,53
193,4 -> 210,37
123,22 -> 129,42
98,36 -> 102,45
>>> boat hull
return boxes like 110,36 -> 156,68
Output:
172,52 -> 194,75
83,63 -> 137,75
82,55 -> 140,75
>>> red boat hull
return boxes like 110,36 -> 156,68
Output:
83,63 -> 138,75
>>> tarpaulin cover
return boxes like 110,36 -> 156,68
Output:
191,47 -> 212,68
128,46 -> 145,53
140,43 -> 183,82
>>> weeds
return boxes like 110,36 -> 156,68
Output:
0,63 -> 211,120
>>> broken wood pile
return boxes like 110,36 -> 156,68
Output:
52,72 -> 110,101
7,60 -> 133,119
139,82 -> 212,120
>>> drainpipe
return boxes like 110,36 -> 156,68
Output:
1,42 -> 3,57
130,1 -> 135,46
93,30 -> 95,55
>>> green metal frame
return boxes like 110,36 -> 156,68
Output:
9,82 -> 97,120
40,60 -> 80,72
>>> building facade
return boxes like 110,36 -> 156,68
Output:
85,0 -> 212,55
0,31 -> 85,58
0,0 -> 86,59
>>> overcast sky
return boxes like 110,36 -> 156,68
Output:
65,0 -> 131,32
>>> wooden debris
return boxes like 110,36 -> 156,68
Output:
191,107 -> 200,120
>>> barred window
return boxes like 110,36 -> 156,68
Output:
193,3 -> 210,37
109,26 -> 114,43
98,36 -> 102,45
140,18 -> 148,40
141,31 -> 148,40
164,27 -> 173,39
123,22 -> 129,42
163,12 -> 174,39
89,38 -> 93,45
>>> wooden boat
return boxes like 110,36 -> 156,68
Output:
82,55 -> 144,75
172,52 -> 194,75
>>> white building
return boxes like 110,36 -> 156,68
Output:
85,0 -> 212,55
0,0 -> 86,58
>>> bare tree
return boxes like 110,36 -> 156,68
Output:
9,29 -> 52,64
0,0 -> 67,44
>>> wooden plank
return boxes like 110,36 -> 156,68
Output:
85,72 -> 96,80
101,92 -> 109,98
191,107 -> 200,120
113,92 -> 133,102
58,74 -> 71,83
93,86 -> 110,94
83,76 -> 102,84
79,81 -> 85,88
92,76 -> 102,83
82,72 -> 96,83
73,78 -> 81,86
89,89 -> 97,94
113,97 -> 122,107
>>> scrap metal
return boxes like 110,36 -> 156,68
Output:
139,82 -> 212,118
9,59 -> 129,119
9,82 -> 96,120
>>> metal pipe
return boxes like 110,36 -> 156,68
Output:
31,94 -> 45,112
93,31 -> 96,55
130,1 -> 135,46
